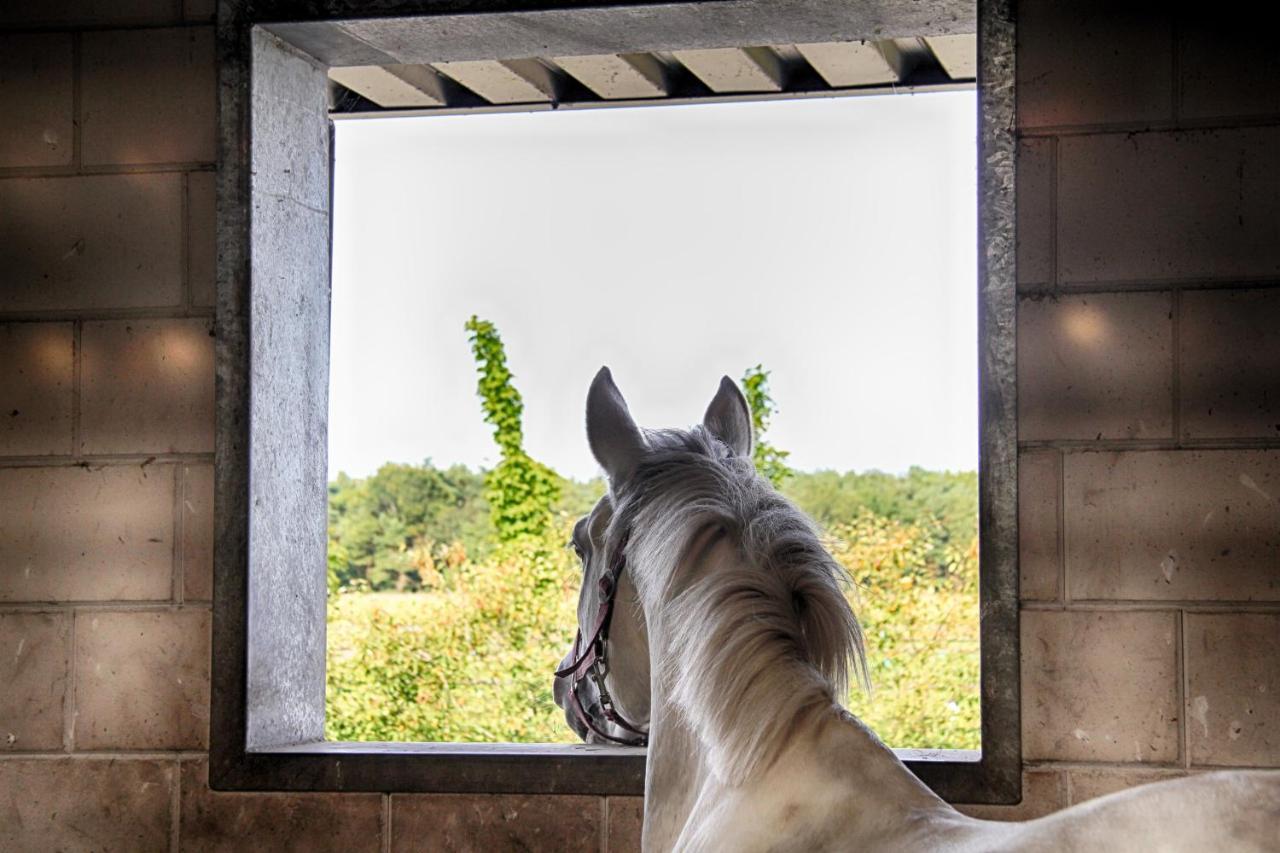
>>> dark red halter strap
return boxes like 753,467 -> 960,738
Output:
554,530 -> 630,681
555,532 -> 647,747
553,605 -> 609,682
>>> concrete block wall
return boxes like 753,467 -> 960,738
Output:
1,1 -> 1276,848
994,0 -> 1280,819
0,5 -> 638,850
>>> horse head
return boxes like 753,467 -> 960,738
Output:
552,366 -> 757,746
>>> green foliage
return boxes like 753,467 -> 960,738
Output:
833,512 -> 979,749
783,466 -> 978,560
465,316 -> 561,542
740,365 -> 793,488
326,524 -> 582,743
556,474 -> 607,519
327,462 -> 493,593
326,465 -> 979,750
326,461 -> 603,595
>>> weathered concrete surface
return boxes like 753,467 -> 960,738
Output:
671,47 -> 782,93
434,58 -> 556,102
243,28 -> 331,752
329,63 -> 448,106
796,40 -> 904,87
262,0 -> 976,67
975,0 -> 1021,805
553,53 -> 668,99
926,33 -> 976,78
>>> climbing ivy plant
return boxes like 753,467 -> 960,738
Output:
741,364 -> 794,489
465,316 -> 561,542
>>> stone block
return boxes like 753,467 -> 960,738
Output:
0,174 -> 183,312
0,612 -> 71,751
607,796 -> 643,852
1179,288 -> 1280,440
1185,613 -> 1280,767
0,465 -> 174,602
0,323 -> 73,457
81,27 -> 216,166
1066,767 -> 1185,805
1022,610 -> 1179,762
1019,449 -> 1060,601
1016,138 -> 1053,287
179,760 -> 384,852
1018,293 -> 1173,441
0,759 -> 173,851
80,319 -> 215,455
0,34 -> 74,168
1017,0 -> 1172,128
1058,128 -> 1280,284
392,794 -> 603,852
1178,18 -> 1280,120
74,608 -> 210,749
188,171 -> 217,308
182,464 -> 214,601
1064,450 -> 1280,602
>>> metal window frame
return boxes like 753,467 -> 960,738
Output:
211,0 -> 1019,803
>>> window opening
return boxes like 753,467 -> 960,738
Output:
325,91 -> 980,751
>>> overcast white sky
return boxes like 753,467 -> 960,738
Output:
329,90 -> 977,483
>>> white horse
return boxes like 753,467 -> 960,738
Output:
553,367 -> 1280,852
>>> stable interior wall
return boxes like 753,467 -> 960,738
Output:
1,1 -> 1277,848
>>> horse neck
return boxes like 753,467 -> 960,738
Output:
638,535 -> 947,851
640,693 -> 707,851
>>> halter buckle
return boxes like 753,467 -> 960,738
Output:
592,639 -> 609,676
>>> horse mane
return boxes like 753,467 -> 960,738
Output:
609,427 -> 869,785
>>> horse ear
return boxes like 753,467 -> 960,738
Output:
586,366 -> 646,486
703,376 -> 753,458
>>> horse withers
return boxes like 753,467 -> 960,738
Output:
553,367 -> 1280,852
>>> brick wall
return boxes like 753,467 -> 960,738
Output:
1,2 -> 1276,849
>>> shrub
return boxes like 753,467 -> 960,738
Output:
326,522 -> 582,742
326,509 -> 979,749
832,512 -> 980,750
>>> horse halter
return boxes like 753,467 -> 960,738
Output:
554,530 -> 649,747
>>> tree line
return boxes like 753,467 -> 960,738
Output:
328,323 -> 976,593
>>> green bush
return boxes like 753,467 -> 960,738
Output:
327,462 -> 493,593
327,522 -> 582,743
326,502 -> 979,749
832,512 -> 979,750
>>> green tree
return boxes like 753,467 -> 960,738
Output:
741,364 -> 794,488
781,467 -> 977,580
465,316 -> 561,542
327,462 -> 494,592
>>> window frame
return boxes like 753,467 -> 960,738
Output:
210,0 -> 1019,803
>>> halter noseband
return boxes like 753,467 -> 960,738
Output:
554,531 -> 649,747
